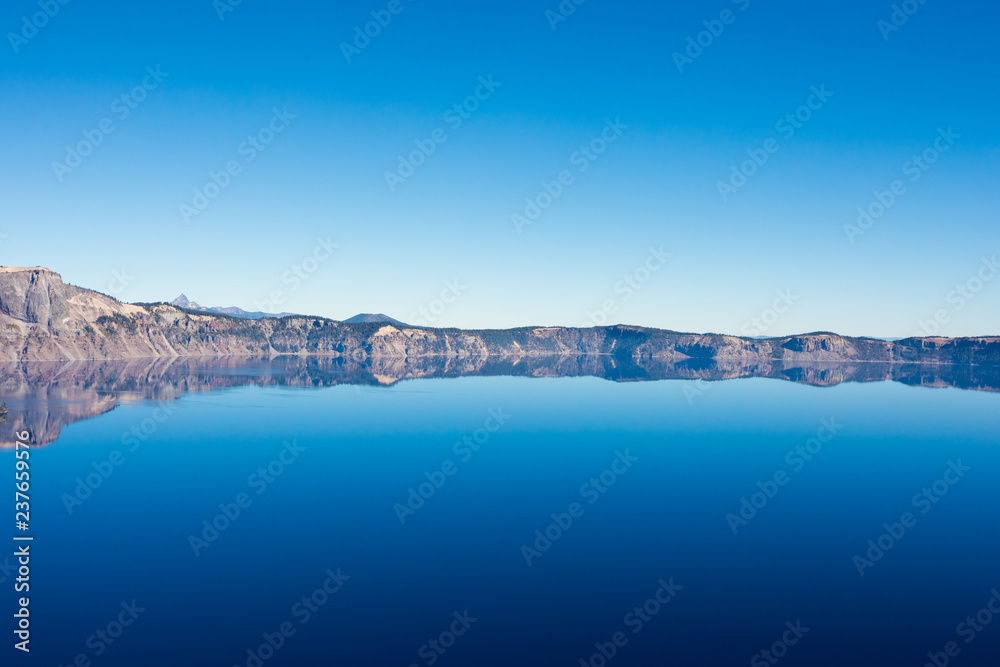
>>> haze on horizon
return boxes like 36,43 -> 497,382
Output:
1,0 -> 997,337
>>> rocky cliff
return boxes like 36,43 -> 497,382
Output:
1,267 -> 999,367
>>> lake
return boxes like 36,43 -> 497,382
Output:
5,359 -> 1000,666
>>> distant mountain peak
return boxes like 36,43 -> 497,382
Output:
168,294 -> 295,320
170,294 -> 201,309
343,313 -> 408,326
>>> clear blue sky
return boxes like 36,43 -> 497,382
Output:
1,0 -> 997,336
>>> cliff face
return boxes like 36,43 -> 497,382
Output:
1,267 -> 999,366
0,266 -> 143,327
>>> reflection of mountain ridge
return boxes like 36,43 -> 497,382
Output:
2,355 -> 999,447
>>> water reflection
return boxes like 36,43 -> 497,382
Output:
2,354 -> 997,447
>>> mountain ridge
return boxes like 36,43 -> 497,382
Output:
342,313 -> 408,326
168,295 -> 406,326
169,294 -> 299,319
1,266 -> 998,365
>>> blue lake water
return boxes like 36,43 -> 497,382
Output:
8,372 -> 1000,666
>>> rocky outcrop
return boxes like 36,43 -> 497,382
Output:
1,267 -> 999,368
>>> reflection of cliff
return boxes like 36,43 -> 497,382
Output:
2,355 -> 999,448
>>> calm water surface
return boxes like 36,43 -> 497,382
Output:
9,372 -> 1000,666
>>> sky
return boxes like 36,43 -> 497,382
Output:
0,0 -> 997,337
